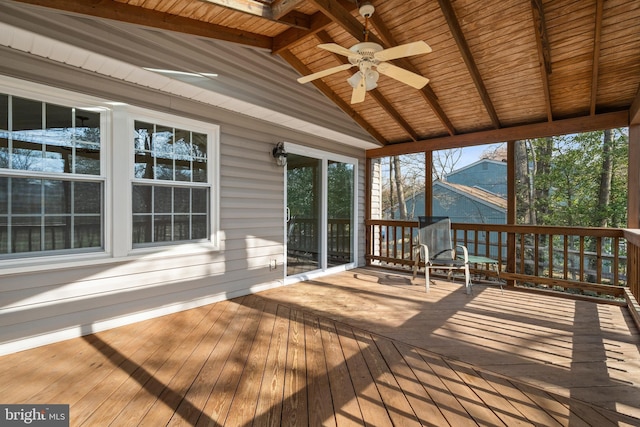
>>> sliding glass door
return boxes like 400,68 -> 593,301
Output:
285,145 -> 356,280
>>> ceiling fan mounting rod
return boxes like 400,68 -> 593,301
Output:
359,2 -> 375,42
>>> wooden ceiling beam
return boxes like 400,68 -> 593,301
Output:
437,0 -> 501,129
279,49 -> 385,145
199,0 -> 310,29
531,0 -> 553,122
315,31 -> 419,141
271,0 -> 305,19
306,0 -> 367,42
590,0 -> 604,116
271,1 -> 356,55
11,0 -> 272,49
367,110 -> 629,158
272,12 -> 333,54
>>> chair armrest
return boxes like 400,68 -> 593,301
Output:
413,243 -> 430,261
455,245 -> 469,262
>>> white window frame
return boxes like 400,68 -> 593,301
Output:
0,76 -> 220,271
0,78 -> 110,267
114,106 -> 220,256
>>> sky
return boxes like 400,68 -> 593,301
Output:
452,142 -> 505,168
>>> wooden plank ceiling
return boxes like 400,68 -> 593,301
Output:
9,0 -> 640,152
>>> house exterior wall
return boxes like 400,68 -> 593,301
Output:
446,160 -> 508,197
0,52 -> 366,355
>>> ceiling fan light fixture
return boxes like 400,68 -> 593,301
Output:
347,71 -> 362,88
364,69 -> 379,90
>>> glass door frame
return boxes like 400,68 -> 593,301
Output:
284,143 -> 358,284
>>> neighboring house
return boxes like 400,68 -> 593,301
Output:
0,3 -> 376,355
446,159 -> 507,197
433,180 -> 507,224
386,159 -> 508,224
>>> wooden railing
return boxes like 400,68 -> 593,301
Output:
287,217 -> 352,263
366,219 -> 636,302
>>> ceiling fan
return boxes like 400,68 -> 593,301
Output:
297,2 -> 432,104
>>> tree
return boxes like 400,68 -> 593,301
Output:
432,148 -> 462,180
515,129 -> 628,227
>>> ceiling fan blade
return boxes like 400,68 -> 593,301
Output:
297,63 -> 353,84
377,62 -> 430,89
374,41 -> 432,62
351,74 -> 367,104
318,43 -> 356,57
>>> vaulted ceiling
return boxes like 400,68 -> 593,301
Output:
4,0 -> 640,155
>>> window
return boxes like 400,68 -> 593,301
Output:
131,119 -> 212,247
0,93 -> 103,257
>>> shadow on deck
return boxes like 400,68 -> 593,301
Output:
0,267 -> 638,426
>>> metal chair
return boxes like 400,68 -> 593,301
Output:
412,216 -> 471,293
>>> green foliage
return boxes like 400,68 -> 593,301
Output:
519,129 -> 628,227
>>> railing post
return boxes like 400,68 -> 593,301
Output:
507,231 -> 516,286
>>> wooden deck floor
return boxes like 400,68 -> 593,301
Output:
1,267 -> 639,426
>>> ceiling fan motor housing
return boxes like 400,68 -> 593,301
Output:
359,2 -> 375,18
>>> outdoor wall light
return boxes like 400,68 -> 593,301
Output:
272,142 -> 287,166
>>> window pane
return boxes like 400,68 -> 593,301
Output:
174,129 -> 191,182
12,178 -> 41,214
0,177 -> 6,254
154,162 -> 173,181
0,135 -> 7,169
44,180 -> 71,214
174,215 -> 190,240
12,97 -> 41,131
175,159 -> 192,182
134,121 -> 154,179
12,97 -> 44,172
0,94 -> 7,130
132,215 -> 152,244
132,185 -> 152,213
0,95 -> 7,168
45,215 -> 71,250
0,216 -> 7,254
0,177 -> 7,215
174,187 -> 190,213
75,216 -> 101,248
192,188 -> 208,213
174,129 -> 191,160
328,160 -> 354,266
192,132 -> 207,158
154,215 -> 172,241
12,216 -> 41,253
75,182 -> 101,214
192,215 -> 207,239
74,109 -> 100,143
192,132 -> 207,182
75,147 -> 100,175
44,106 -> 73,173
153,125 -> 174,180
154,186 -> 172,213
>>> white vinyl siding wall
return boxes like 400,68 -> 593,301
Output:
0,61 -> 366,355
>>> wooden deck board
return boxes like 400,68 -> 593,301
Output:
1,267 -> 639,426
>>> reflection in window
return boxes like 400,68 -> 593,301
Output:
0,92 -> 104,257
132,119 -> 210,247
0,177 -> 103,254
132,185 -> 209,245
134,121 -> 207,182
1,96 -> 100,174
